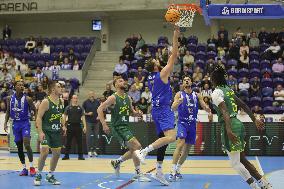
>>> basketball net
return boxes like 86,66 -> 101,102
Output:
168,4 -> 201,28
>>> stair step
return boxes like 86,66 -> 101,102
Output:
79,51 -> 120,102
87,75 -> 113,78
89,65 -> 115,68
96,51 -> 120,54
88,68 -> 115,71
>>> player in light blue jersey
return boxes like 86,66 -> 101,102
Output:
169,76 -> 211,181
135,26 -> 179,186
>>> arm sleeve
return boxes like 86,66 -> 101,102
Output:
211,89 -> 225,106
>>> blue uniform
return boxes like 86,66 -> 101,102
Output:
177,90 -> 198,144
10,93 -> 31,142
148,72 -> 174,134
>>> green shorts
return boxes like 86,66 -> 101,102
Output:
41,130 -> 62,148
110,124 -> 135,147
221,118 -> 246,152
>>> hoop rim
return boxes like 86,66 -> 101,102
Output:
168,3 -> 202,14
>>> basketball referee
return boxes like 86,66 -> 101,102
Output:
62,95 -> 87,160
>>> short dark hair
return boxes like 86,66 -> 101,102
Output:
14,80 -> 24,89
182,75 -> 192,82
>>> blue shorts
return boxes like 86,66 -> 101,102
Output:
152,107 -> 175,135
176,121 -> 197,145
12,120 -> 31,142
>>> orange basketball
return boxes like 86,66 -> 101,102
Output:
165,8 -> 181,23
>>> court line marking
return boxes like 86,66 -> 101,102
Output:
255,156 -> 264,175
98,180 -> 124,189
75,173 -> 114,189
116,168 -> 156,189
0,170 -> 19,177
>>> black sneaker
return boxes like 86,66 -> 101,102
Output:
78,156 -> 85,160
62,155 -> 69,160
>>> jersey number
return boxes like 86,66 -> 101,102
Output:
122,116 -> 127,122
226,91 -> 238,113
51,124 -> 60,130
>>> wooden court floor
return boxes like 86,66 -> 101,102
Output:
0,152 -> 283,189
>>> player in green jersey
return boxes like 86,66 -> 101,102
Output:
34,80 -> 66,186
211,65 -> 272,189
97,77 -> 150,182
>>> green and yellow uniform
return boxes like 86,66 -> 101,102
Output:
212,85 -> 245,152
41,96 -> 64,148
109,93 -> 134,146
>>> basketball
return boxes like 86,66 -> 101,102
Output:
165,8 -> 181,23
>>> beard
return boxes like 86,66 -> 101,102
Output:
120,86 -> 126,91
184,84 -> 191,89
16,89 -> 24,94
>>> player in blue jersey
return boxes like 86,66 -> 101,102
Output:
4,80 -> 37,176
169,76 -> 211,181
135,26 -> 179,185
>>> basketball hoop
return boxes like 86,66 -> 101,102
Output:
168,4 -> 202,28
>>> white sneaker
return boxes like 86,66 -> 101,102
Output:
133,173 -> 151,182
34,173 -> 42,186
88,152 -> 93,158
45,174 -> 61,185
134,150 -> 147,165
151,173 -> 169,186
92,151 -> 98,157
168,173 -> 176,182
262,183 -> 273,189
250,182 -> 261,189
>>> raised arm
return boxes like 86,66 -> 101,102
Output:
4,96 -> 11,132
233,94 -> 264,130
160,27 -> 180,83
171,92 -> 182,111
35,99 -> 49,141
97,95 -> 116,134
